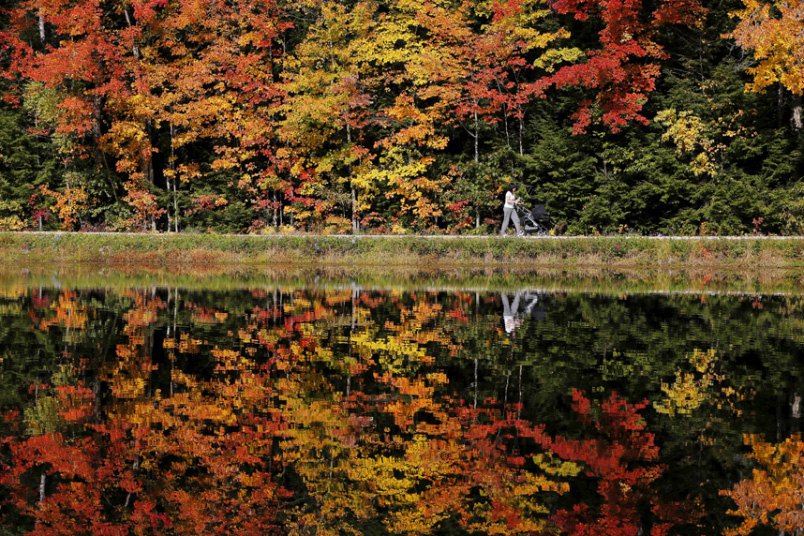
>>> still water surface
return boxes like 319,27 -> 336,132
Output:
0,279 -> 801,534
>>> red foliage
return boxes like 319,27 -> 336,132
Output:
539,0 -> 705,133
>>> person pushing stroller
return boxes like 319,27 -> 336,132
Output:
500,184 -> 523,236
501,183 -> 554,237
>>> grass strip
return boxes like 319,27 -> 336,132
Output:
1,262 -> 801,296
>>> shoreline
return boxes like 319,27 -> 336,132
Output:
1,231 -> 803,270
1,263 -> 802,296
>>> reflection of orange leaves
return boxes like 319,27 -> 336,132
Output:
178,333 -> 204,354
721,434 -> 804,536
38,291 -> 89,331
447,306 -> 469,322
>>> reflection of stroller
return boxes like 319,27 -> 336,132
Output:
516,203 -> 553,236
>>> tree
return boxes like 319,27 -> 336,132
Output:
280,0 -> 377,233
730,0 -> 804,129
536,0 -> 705,133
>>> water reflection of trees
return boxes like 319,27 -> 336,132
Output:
0,287 -> 801,534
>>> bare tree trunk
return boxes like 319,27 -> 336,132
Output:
518,106 -> 524,156
791,94 -> 802,130
169,123 -> 179,232
173,180 -> 179,232
38,11 -> 45,45
351,186 -> 358,234
778,86 -> 785,127
39,473 -> 46,502
473,357 -> 478,410
346,123 -> 358,234
166,182 -> 172,232
123,9 -> 140,59
473,107 -> 479,163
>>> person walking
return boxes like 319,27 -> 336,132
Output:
500,184 -> 523,236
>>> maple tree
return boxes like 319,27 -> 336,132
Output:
730,0 -> 804,129
1,0 -> 290,230
279,0 -> 377,232
536,0 -> 705,133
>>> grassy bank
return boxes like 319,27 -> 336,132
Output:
1,232 -> 803,269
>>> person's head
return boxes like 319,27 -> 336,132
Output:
506,183 -> 517,193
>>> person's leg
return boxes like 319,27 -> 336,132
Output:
501,293 -> 511,316
511,291 -> 521,314
501,207 -> 512,235
511,209 -> 522,235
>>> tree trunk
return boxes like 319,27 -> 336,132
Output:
38,11 -> 45,45
166,183 -> 172,232
791,94 -> 802,130
346,123 -> 358,234
39,473 -> 46,502
123,9 -> 139,59
473,357 -> 478,410
169,123 -> 179,232
351,186 -> 358,234
473,107 -> 479,163
173,180 -> 179,232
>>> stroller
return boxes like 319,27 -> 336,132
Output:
516,203 -> 553,236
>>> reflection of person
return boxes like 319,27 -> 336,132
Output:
501,291 -> 522,336
500,184 -> 523,236
503,291 -> 544,337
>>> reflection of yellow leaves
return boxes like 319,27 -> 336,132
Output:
655,373 -> 708,415
533,452 -> 582,478
655,349 -> 734,416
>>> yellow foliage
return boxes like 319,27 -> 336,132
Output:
0,216 -> 25,231
730,0 -> 804,95
655,109 -> 720,177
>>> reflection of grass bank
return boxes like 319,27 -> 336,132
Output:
1,263 -> 802,296
1,232 -> 803,269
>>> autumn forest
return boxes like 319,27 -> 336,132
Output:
0,0 -> 803,235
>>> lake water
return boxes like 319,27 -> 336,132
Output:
0,274 -> 801,534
